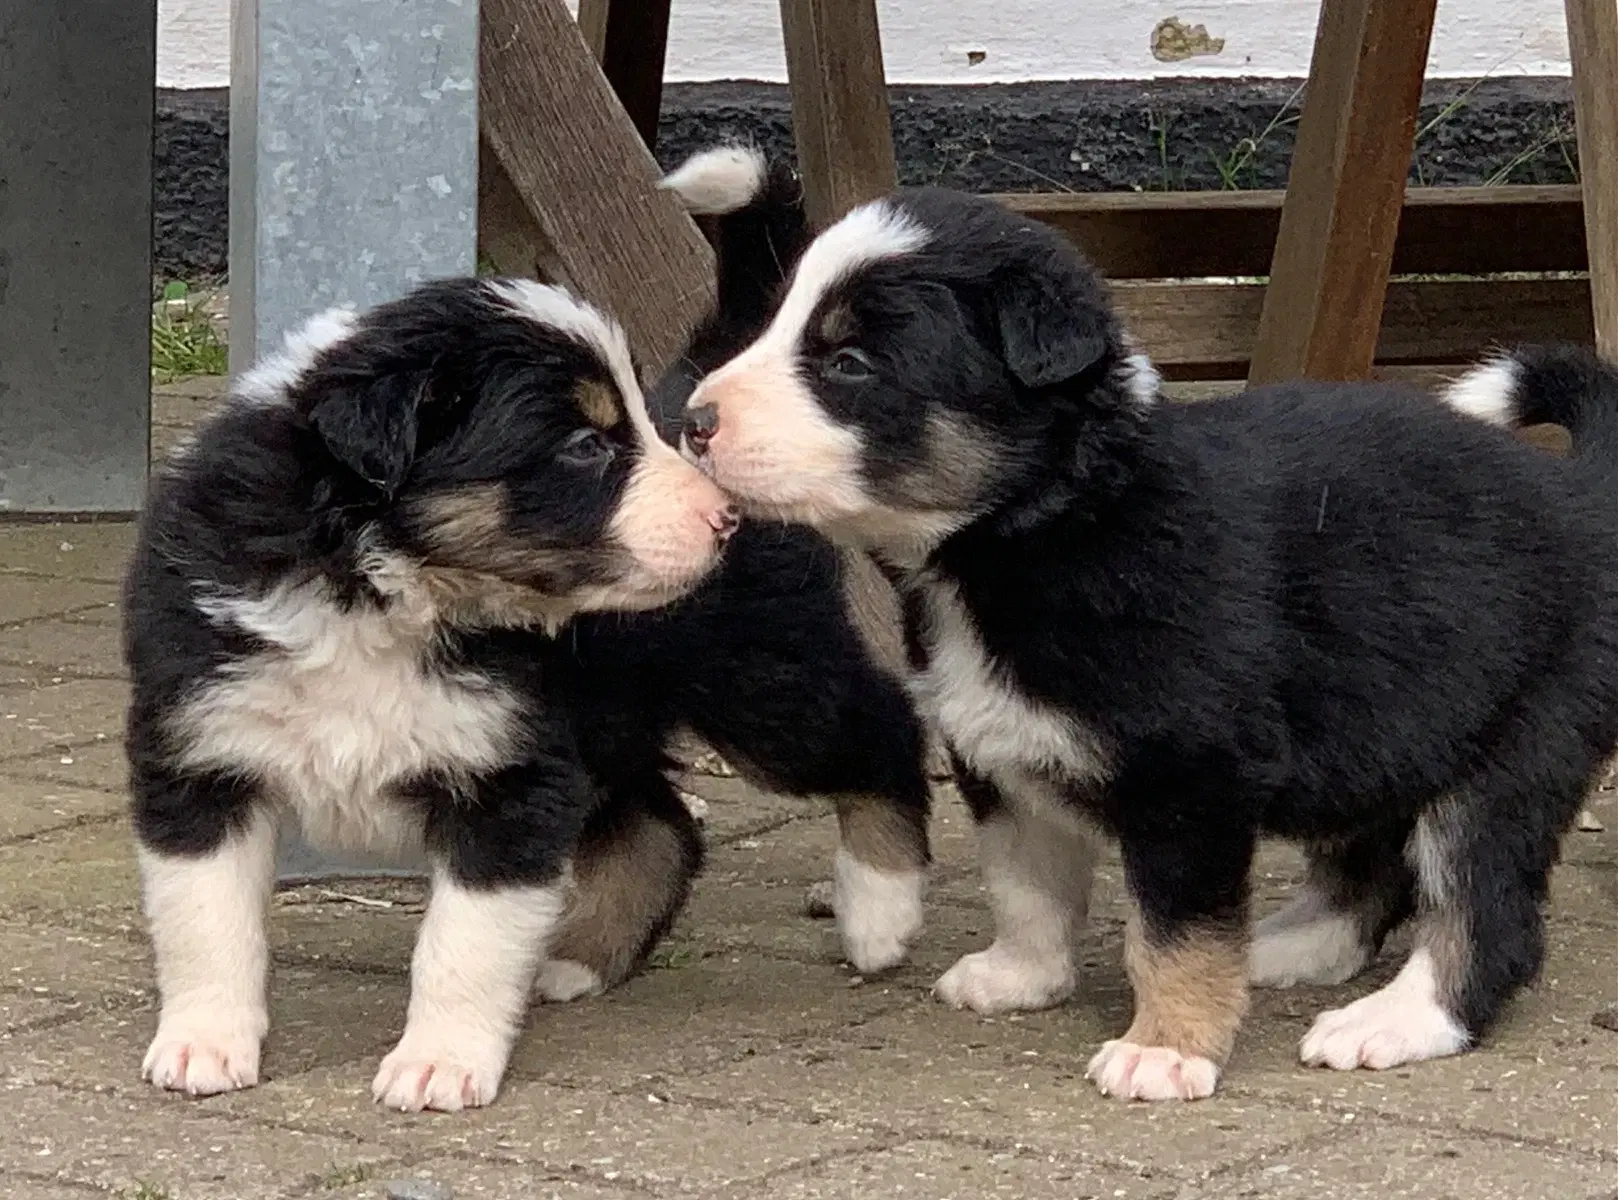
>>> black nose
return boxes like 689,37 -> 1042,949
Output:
684,403 -> 719,454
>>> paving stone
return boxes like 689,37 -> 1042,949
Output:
333,1161 -> 642,1200
1,741 -> 131,792
4,1178 -> 116,1200
721,1138 -> 1155,1200
61,600 -> 124,628
0,679 -> 129,762
1182,1125 -> 1614,1199
0,821 -> 141,928
0,575 -> 121,624
0,618 -> 127,680
217,1073 -> 881,1193
0,991 -> 87,1036
507,954 -> 913,1089
1225,1053 -> 1618,1158
675,773 -> 821,844
0,524 -> 135,585
0,778 -> 126,842
673,1008 -> 1342,1180
4,967 -> 410,1095
0,1085 -> 395,1200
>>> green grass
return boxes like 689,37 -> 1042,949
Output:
315,1162 -> 378,1190
122,1183 -> 176,1200
151,280 -> 228,382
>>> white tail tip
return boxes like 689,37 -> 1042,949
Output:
1439,355 -> 1521,428
658,145 -> 769,216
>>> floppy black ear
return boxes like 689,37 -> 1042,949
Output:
306,374 -> 422,498
993,269 -> 1111,390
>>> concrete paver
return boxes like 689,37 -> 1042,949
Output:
0,386 -> 1612,1197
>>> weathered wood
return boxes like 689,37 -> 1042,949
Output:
576,0 -> 673,151
1565,0 -> 1618,358
476,134 -> 561,283
999,186 -> 1589,281
1248,0 -> 1440,384
1116,277 -> 1594,378
480,0 -> 712,373
779,0 -> 898,227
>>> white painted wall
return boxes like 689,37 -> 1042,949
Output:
159,0 -> 1573,90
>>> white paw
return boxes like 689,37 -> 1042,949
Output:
1249,907 -> 1370,988
835,854 -> 923,973
142,1011 -> 266,1096
1085,1040 -> 1221,1101
534,959 -> 604,1003
372,1040 -> 505,1113
1299,947 -> 1469,1070
933,942 -> 1074,1014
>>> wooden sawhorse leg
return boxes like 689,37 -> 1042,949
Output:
1249,0 -> 1440,385
1566,0 -> 1618,358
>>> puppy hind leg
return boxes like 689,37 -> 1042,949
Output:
1301,779 -> 1564,1070
1250,824 -> 1415,988
536,778 -> 703,1001
139,803 -> 278,1096
935,769 -> 1095,1014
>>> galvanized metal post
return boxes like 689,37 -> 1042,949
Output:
229,0 -> 480,373
231,0 -> 479,878
0,0 -> 154,514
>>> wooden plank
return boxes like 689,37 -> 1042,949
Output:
576,0 -> 673,151
1565,0 -> 1618,357
1248,0 -> 1440,384
1115,277 -> 1594,378
779,0 -> 898,226
480,0 -> 713,373
476,133 -> 561,283
998,186 -> 1588,280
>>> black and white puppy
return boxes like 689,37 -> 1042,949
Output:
679,186 -> 1618,1100
124,279 -> 740,1111
598,145 -> 934,968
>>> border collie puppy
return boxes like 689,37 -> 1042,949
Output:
595,144 -> 932,970
124,279 -> 740,1112
678,186 -> 1618,1100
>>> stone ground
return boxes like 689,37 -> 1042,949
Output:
0,378 -> 1614,1200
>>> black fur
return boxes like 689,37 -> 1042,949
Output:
689,184 -> 1618,1082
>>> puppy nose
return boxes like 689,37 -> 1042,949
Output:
684,403 -> 720,454
707,504 -> 741,543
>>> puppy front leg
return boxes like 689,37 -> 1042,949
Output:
139,803 -> 278,1096
935,767 -> 1096,1013
1087,829 -> 1253,1101
373,864 -> 566,1112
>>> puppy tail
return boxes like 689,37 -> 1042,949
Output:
659,143 -> 811,333
1440,345 -> 1618,481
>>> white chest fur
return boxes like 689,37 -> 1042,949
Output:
906,574 -> 1111,792
172,582 -> 521,858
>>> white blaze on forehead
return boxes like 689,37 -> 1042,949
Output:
489,279 -> 673,455
759,199 -> 930,355
235,306 -> 359,406
659,144 -> 767,215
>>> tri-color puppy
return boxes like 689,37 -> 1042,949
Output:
123,148 -> 934,1113
678,185 -> 1618,1100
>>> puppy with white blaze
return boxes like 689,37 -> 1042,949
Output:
124,279 -> 740,1112
680,185 -> 1618,1101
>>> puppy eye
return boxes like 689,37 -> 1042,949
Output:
823,346 -> 876,383
558,427 -> 617,468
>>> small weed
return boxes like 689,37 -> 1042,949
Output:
122,1183 -> 176,1200
646,946 -> 700,970
316,1162 -> 378,1189
1207,82 -> 1305,191
1146,108 -> 1182,191
151,280 -> 228,381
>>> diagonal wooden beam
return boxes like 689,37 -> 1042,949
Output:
1248,0 -> 1439,384
479,0 -> 712,373
1565,0 -> 1618,358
